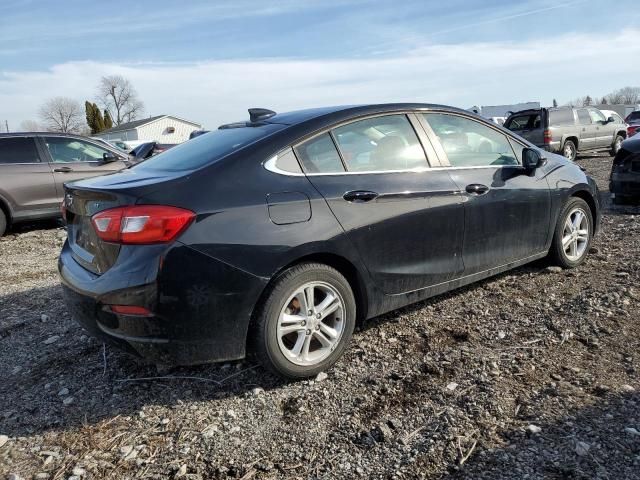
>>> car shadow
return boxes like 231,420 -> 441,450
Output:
5,218 -> 62,235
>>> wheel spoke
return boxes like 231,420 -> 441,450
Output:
572,211 -> 584,229
304,286 -> 315,313
281,313 -> 305,324
562,234 -> 573,249
313,330 -> 333,348
280,324 -> 306,335
315,293 -> 336,316
290,332 -> 305,356
294,291 -> 308,314
319,322 -> 339,340
301,334 -> 312,360
570,239 -> 578,257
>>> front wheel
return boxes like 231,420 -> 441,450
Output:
562,140 -> 577,161
549,197 -> 593,268
252,263 -> 356,379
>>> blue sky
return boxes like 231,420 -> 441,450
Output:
1,0 -> 640,129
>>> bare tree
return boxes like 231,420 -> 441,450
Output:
38,97 -> 84,133
616,86 -> 640,104
98,75 -> 144,125
19,119 -> 42,131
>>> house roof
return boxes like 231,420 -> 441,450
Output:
100,115 -> 201,134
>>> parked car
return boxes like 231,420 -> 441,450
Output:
130,142 -> 177,162
0,132 -> 129,236
505,106 -> 627,160
91,137 -> 130,153
59,104 -> 600,379
610,133 -> 640,204
625,110 -> 640,138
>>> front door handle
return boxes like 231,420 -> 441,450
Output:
343,190 -> 379,202
465,184 -> 489,195
54,166 -> 73,173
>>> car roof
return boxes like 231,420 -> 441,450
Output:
0,131 -> 99,139
262,103 -> 472,127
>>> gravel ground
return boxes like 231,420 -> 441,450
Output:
1,155 -> 639,480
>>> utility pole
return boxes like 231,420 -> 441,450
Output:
4,120 -> 8,133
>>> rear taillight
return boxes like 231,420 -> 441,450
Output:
543,129 -> 552,144
628,126 -> 639,138
91,205 -> 195,244
109,305 -> 152,316
60,200 -> 67,222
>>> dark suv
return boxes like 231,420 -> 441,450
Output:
0,132 -> 129,236
505,107 -> 627,161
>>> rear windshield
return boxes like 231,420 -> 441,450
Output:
505,113 -> 541,131
548,109 -> 575,126
133,124 -> 283,172
628,111 -> 640,121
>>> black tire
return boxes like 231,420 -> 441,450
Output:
0,209 -> 6,237
251,262 -> 356,379
610,135 -> 624,156
549,197 -> 593,269
562,140 -> 577,161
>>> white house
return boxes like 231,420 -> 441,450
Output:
95,115 -> 202,144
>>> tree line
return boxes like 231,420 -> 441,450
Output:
556,86 -> 640,108
21,75 -> 145,134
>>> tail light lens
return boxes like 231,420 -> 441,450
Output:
91,205 -> 195,244
628,126 -> 638,138
543,129 -> 552,144
60,200 -> 67,222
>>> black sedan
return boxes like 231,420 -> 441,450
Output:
610,133 -> 640,204
59,104 -> 600,378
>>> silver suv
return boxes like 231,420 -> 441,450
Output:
505,107 -> 627,161
0,132 -> 129,236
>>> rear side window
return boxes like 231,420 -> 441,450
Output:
332,114 -> 428,172
0,137 -> 40,164
134,124 -> 284,172
295,134 -> 345,174
506,113 -> 541,131
577,109 -> 591,125
548,109 -> 575,126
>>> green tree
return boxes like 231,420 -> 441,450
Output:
103,110 -> 113,129
85,101 -> 106,134
552,98 -> 558,108
583,95 -> 593,106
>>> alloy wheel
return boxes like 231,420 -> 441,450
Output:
562,207 -> 589,261
276,281 -> 346,366
563,143 -> 576,160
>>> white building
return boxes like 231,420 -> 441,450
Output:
95,115 -> 202,144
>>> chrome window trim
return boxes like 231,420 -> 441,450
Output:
263,148 -> 306,177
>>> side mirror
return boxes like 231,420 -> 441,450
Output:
607,116 -> 615,124
522,147 -> 546,170
103,152 -> 118,163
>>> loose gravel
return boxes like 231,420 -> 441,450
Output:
1,155 -> 638,479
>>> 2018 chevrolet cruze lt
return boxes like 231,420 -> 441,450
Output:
59,104 -> 600,378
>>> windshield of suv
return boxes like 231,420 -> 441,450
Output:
132,123 -> 284,172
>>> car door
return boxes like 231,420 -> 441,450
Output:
576,109 -> 595,150
588,108 -> 615,148
295,113 -> 465,295
420,112 -> 551,275
0,136 -> 58,219
40,136 -> 127,201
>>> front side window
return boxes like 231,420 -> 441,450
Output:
0,137 -> 40,164
422,113 -> 519,167
295,133 -> 345,174
332,115 -> 428,172
588,109 -> 606,123
45,137 -> 112,163
577,109 -> 592,125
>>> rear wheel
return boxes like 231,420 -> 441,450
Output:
562,140 -> 577,161
252,263 -> 356,379
611,135 -> 624,156
549,197 -> 593,268
0,210 -> 6,237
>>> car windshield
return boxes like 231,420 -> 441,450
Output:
132,124 -> 283,172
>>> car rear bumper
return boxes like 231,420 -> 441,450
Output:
59,241 -> 269,365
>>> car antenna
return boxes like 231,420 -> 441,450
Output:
248,108 -> 276,123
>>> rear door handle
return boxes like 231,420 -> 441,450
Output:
53,166 -> 73,173
465,184 -> 489,195
343,190 -> 379,202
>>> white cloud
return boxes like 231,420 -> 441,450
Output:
2,28 -> 640,131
